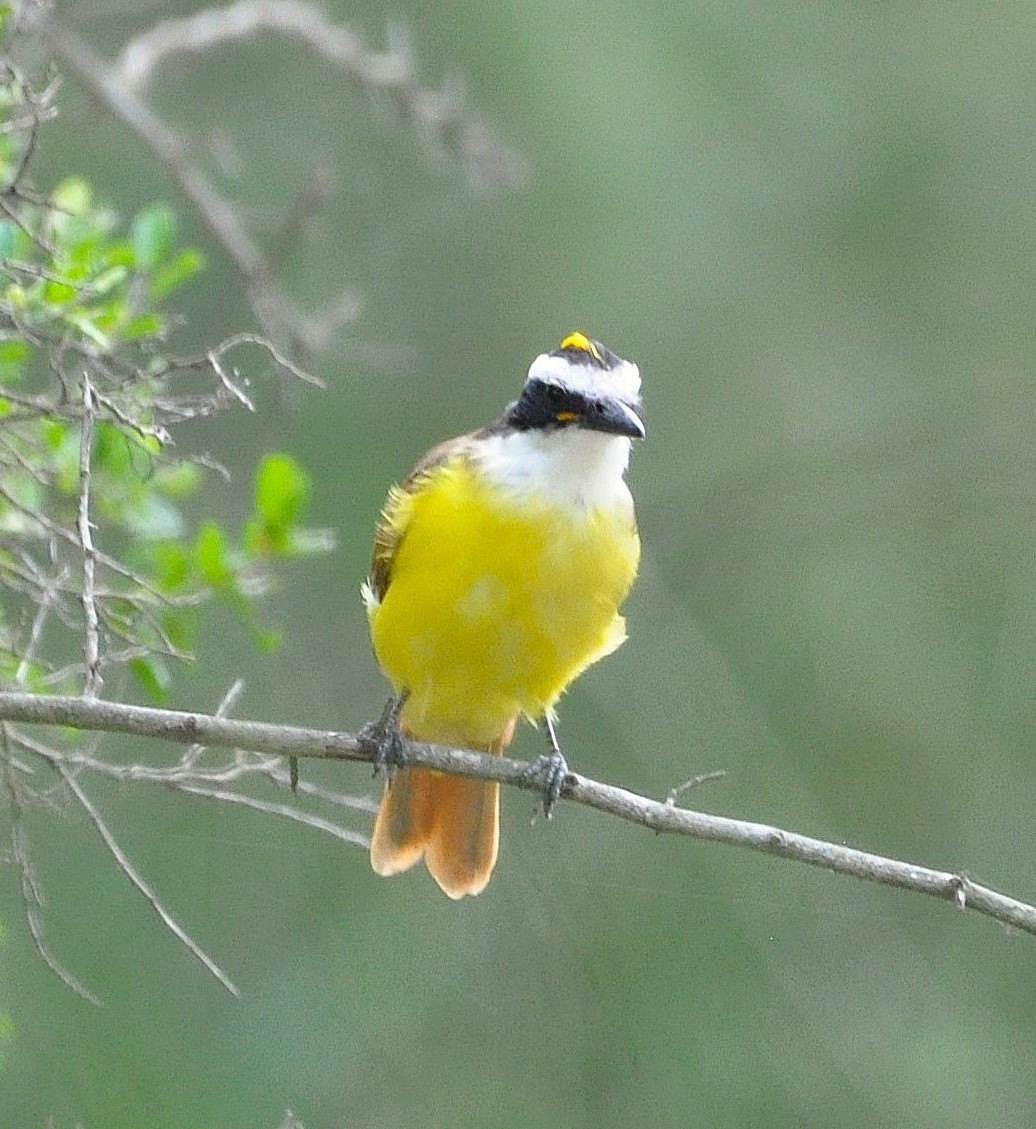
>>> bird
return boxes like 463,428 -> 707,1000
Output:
362,331 -> 644,898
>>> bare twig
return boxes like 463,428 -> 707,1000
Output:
77,375 -> 103,697
112,1 -> 525,188
5,678 -> 371,999
8,724 -> 373,814
205,348 -> 255,412
666,770 -> 727,805
207,332 -> 325,388
90,388 -> 171,444
14,564 -> 69,687
0,690 -> 1033,938
37,16 -> 296,348
52,757 -> 241,996
0,480 -> 178,601
1,726 -> 104,1005
171,782 -> 369,847
0,14 -> 351,1001
0,190 -> 53,254
36,7 -> 521,355
34,4 -> 522,351
182,677 -> 245,770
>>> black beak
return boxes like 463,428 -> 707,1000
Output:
581,398 -> 646,440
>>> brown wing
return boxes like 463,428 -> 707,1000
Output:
368,433 -> 478,603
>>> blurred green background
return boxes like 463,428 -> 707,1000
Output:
4,1 -> 1036,1126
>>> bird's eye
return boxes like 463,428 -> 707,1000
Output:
545,385 -> 563,404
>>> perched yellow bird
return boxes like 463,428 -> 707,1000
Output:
362,332 -> 644,898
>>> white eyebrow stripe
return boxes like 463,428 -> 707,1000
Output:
526,351 -> 641,403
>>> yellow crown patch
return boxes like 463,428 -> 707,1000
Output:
559,331 -> 602,363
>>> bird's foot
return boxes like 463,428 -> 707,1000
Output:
527,715 -> 571,819
359,693 -> 409,777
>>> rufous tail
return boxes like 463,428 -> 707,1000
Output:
369,722 -> 516,899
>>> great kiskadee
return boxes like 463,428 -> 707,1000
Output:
363,332 -> 643,898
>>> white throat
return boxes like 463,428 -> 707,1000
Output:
475,427 -> 633,513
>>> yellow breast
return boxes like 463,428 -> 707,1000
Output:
367,455 -> 639,748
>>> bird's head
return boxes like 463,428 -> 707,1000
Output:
506,331 -> 645,440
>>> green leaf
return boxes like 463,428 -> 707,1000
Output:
0,339 -> 31,363
0,337 -> 31,382
151,248 -> 204,300
129,655 -> 172,704
252,453 -> 311,553
44,279 -> 76,305
94,422 -> 132,476
150,542 -> 191,591
8,656 -> 50,693
131,203 -> 176,270
123,312 -> 165,340
129,430 -> 163,457
194,522 -> 233,587
161,607 -> 197,653
108,244 -> 137,268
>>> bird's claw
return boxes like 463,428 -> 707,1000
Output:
360,694 -> 409,777
528,714 -> 571,818
535,749 -> 570,818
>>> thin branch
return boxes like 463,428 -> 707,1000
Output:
0,190 -> 53,254
182,676 -> 245,770
170,781 -> 369,847
34,5 -> 522,351
90,388 -> 171,444
205,348 -> 255,412
112,1 -> 525,188
23,736 -> 376,813
1,726 -> 104,1005
208,331 -> 325,388
14,564 -> 68,687
77,375 -> 103,697
6,683 -> 371,999
0,691 -> 1033,938
0,480 -> 179,601
666,770 -> 728,804
37,16 -> 295,348
51,757 -> 241,997
2,70 -> 58,188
